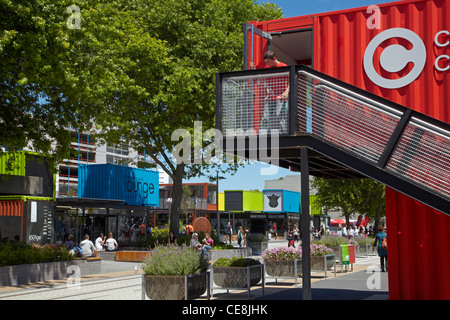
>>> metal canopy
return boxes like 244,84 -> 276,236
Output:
215,65 -> 450,216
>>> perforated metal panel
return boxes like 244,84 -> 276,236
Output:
385,117 -> 450,198
296,71 -> 402,164
217,65 -> 450,210
221,71 -> 289,136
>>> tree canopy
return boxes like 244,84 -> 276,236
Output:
312,177 -> 386,230
1,0 -> 283,233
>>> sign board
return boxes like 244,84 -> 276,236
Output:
27,201 -> 55,245
340,245 -> 356,265
263,190 -> 283,212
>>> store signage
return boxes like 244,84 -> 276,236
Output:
263,191 -> 282,212
363,28 -> 449,89
126,179 -> 155,199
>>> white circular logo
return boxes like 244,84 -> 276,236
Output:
363,28 -> 426,89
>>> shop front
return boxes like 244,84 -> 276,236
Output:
55,163 -> 160,246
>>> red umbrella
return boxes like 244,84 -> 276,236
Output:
331,219 -> 345,225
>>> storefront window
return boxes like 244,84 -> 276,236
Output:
207,185 -> 217,204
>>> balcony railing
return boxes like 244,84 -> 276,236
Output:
158,197 -> 208,210
216,65 -> 450,202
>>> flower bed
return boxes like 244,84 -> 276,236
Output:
141,245 -> 208,300
262,245 -> 335,277
212,257 -> 262,288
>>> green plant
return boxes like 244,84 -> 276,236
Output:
0,242 -> 76,267
213,257 -> 261,267
310,244 -> 333,256
352,235 -> 373,246
246,233 -> 268,243
212,244 -> 234,250
141,245 -> 208,276
262,246 -> 302,261
314,235 -> 350,247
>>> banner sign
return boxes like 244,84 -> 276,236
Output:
340,245 -> 356,265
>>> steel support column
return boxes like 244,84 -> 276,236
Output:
300,147 -> 311,300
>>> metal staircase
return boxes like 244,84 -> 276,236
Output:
215,65 -> 450,216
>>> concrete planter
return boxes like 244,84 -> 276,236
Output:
144,273 -> 207,300
0,259 -> 101,286
310,255 -> 334,271
265,260 -> 302,277
206,247 -> 252,261
247,242 -> 269,255
213,266 -> 262,288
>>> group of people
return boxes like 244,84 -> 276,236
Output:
224,221 -> 249,248
189,232 -> 214,256
166,230 -> 214,257
64,233 -> 118,258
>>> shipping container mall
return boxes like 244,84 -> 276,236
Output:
215,0 -> 449,299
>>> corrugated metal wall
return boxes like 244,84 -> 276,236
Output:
252,0 -> 449,299
315,0 -> 449,300
0,199 -> 24,241
0,199 -> 24,216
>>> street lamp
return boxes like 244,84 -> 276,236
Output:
215,172 -> 226,236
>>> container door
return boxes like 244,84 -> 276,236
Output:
265,16 -> 314,67
243,22 -> 273,70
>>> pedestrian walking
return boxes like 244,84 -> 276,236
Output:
225,221 -> 232,245
373,226 -> 388,272
237,227 -> 244,247
293,226 -> 299,243
287,229 -> 295,248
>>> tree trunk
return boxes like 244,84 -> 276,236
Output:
169,163 -> 185,236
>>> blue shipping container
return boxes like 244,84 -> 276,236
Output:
78,164 -> 159,206
263,189 -> 300,213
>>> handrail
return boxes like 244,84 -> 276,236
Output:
216,65 -> 450,215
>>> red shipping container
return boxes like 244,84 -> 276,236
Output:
248,0 -> 449,299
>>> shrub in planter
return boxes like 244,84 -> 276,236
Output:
213,257 -> 262,288
0,242 -> 76,267
246,233 -> 269,255
262,245 -> 334,275
141,245 -> 208,300
246,233 -> 268,243
310,244 -> 334,271
262,247 -> 302,277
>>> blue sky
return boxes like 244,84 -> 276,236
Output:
264,0 -> 395,18
186,0 -> 396,192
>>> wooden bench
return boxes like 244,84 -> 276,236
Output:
86,257 -> 102,261
114,251 -> 149,262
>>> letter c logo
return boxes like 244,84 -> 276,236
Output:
363,28 -> 426,89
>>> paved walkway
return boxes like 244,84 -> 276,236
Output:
0,239 -> 388,300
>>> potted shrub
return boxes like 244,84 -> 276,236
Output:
262,246 -> 302,278
310,244 -> 334,271
246,233 -> 269,255
352,235 -> 373,254
141,245 -> 208,300
212,257 -> 262,288
315,234 -> 350,255
262,244 -> 334,276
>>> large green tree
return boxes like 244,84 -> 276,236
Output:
1,0 -> 166,166
312,177 -> 386,231
1,0 -> 282,235
94,0 -> 283,235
